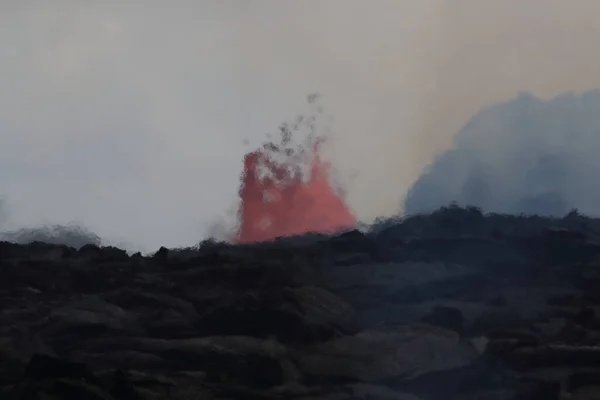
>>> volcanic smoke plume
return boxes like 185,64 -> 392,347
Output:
404,90 -> 600,217
235,137 -> 355,244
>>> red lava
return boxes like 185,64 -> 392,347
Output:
235,140 -> 356,244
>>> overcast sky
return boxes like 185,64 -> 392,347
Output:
2,1 -> 600,252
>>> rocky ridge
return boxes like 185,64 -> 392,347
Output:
2,207 -> 600,399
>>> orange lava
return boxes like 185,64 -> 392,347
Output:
235,141 -> 356,243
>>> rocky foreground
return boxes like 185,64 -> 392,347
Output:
3,208 -> 600,399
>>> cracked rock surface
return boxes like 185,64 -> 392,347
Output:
3,210 -> 600,399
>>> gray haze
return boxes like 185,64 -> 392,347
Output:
405,91 -> 600,216
2,1 -> 600,251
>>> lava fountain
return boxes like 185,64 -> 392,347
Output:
235,137 -> 356,244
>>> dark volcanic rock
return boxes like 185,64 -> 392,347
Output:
297,324 -> 480,384
193,286 -> 356,343
7,353 -> 117,400
3,208 -> 600,398
421,306 -> 465,333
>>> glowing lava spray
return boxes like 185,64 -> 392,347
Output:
235,104 -> 356,243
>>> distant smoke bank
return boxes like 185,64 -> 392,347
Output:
405,90 -> 600,216
0,224 -> 101,249
235,96 -> 355,243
